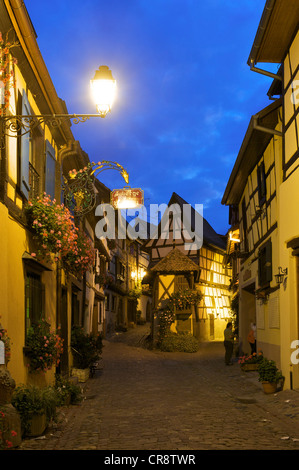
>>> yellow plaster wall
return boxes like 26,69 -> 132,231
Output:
0,201 -> 57,387
279,171 -> 299,388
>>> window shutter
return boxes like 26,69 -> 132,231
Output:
20,90 -> 31,199
258,239 -> 272,287
45,140 -> 56,199
257,161 -> 266,206
265,240 -> 272,283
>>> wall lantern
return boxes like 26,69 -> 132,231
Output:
275,267 -> 288,285
0,65 -> 116,146
90,66 -> 117,117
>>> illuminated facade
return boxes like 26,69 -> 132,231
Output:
222,0 -> 299,390
0,1 -> 110,385
144,192 -> 232,342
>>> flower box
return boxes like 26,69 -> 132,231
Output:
262,381 -> 277,394
71,367 -> 90,383
0,386 -> 13,405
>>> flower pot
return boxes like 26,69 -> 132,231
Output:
262,381 -> 277,394
0,386 -> 13,405
27,413 -> 47,437
71,367 -> 90,383
241,364 -> 259,371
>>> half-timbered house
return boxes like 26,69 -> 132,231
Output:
222,99 -> 282,360
222,0 -> 299,390
144,192 -> 232,342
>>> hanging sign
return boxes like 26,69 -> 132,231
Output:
111,188 -> 144,210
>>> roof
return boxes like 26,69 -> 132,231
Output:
248,0 -> 299,65
168,192 -> 227,250
222,99 -> 281,206
150,247 -> 200,273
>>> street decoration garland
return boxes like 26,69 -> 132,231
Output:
25,194 -> 95,277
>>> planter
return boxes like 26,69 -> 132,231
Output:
240,364 -> 259,372
262,381 -> 277,394
0,386 -> 13,404
71,367 -> 90,383
27,413 -> 47,437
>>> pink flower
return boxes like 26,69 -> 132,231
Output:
31,253 -> 36,257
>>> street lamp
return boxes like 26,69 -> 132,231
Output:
0,65 -> 117,146
90,66 -> 117,117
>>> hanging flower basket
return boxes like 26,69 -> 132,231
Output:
24,318 -> 64,373
25,194 -> 95,277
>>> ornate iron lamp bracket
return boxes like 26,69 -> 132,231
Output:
63,160 -> 129,217
0,113 -> 108,147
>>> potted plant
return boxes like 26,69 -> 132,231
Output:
11,384 -> 58,437
24,318 -> 64,373
0,370 -> 15,404
54,374 -> 83,406
257,357 -> 284,394
25,194 -> 95,278
238,350 -> 264,371
71,326 -> 101,382
11,385 -> 47,437
0,409 -> 19,450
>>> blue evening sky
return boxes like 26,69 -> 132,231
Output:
26,0 -> 275,235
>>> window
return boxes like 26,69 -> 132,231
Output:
257,161 -> 266,207
29,126 -> 44,200
105,294 -> 110,311
25,272 -> 45,334
111,295 -> 116,311
258,239 -> 272,288
20,90 -> 31,199
175,275 -> 190,291
45,140 -> 56,199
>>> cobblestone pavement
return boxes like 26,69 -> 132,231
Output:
16,325 -> 299,451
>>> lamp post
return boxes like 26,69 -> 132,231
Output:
0,65 -> 117,147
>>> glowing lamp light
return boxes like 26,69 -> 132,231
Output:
229,232 -> 240,243
111,188 -> 144,210
90,66 -> 117,117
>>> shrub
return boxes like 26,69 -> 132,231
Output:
11,384 -> 58,435
54,374 -> 83,405
159,332 -> 199,353
258,357 -> 284,383
71,326 -> 101,369
25,318 -> 64,373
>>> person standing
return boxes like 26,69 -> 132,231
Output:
247,322 -> 256,354
224,322 -> 234,365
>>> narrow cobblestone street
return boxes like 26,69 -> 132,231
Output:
17,325 -> 299,451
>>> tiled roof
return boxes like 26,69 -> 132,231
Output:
151,247 -> 199,273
